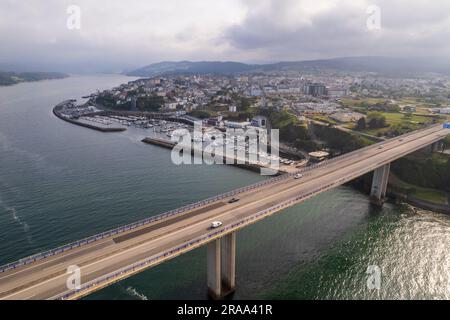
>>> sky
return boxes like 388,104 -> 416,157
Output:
1,0 -> 450,72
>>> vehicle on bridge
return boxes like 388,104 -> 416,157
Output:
444,123 -> 450,129
211,221 -> 223,229
294,173 -> 303,179
228,198 -> 240,204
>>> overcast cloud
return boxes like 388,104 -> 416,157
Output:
1,0 -> 450,72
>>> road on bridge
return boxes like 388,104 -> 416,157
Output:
0,124 -> 448,300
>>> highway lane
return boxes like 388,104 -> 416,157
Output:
0,124 -> 448,299
0,124 -> 446,298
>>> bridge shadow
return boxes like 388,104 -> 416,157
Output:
367,202 -> 385,216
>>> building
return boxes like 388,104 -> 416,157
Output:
303,83 -> 327,97
403,105 -> 416,112
207,115 -> 223,127
328,87 -> 348,98
224,121 -> 250,129
438,108 -> 450,114
229,105 -> 237,113
251,116 -> 267,127
164,102 -> 178,110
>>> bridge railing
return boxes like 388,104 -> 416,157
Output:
1,124 -> 442,274
54,175 -> 349,300
46,134 -> 447,299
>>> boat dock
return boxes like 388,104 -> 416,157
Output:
142,137 -> 299,174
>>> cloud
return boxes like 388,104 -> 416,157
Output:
0,0 -> 450,71
0,0 -> 246,71
223,0 -> 450,61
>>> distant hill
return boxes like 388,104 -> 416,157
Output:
127,57 -> 450,77
257,57 -> 450,76
0,71 -> 69,86
127,61 -> 256,77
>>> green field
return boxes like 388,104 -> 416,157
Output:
341,97 -> 388,107
362,112 -> 436,136
390,177 -> 448,205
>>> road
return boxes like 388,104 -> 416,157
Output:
0,124 -> 448,300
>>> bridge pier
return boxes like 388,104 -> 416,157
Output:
427,140 -> 444,153
221,232 -> 236,293
207,239 -> 222,299
434,141 -> 444,153
370,163 -> 390,206
207,232 -> 236,299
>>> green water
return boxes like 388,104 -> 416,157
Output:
0,75 -> 449,300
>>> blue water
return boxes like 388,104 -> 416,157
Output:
1,75 -> 449,300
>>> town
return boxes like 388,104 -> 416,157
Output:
53,68 -> 450,212
56,69 -> 450,159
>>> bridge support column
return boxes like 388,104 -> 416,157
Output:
207,239 -> 222,299
221,232 -> 236,293
207,232 -> 236,299
428,141 -> 443,153
370,163 -> 390,206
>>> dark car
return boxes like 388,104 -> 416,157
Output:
228,198 -> 240,204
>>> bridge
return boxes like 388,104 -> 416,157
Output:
0,124 -> 448,300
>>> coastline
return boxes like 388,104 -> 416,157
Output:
0,73 -> 69,87
53,103 -> 127,132
53,97 -> 450,214
388,187 -> 450,214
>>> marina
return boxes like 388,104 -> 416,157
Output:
53,99 -> 306,174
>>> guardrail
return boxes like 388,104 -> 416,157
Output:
57,155 -> 386,301
54,175 -> 351,300
0,124 -> 443,274
38,128 -> 450,299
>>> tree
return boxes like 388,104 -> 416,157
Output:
367,112 -> 386,129
355,117 -> 366,130
403,112 -> 413,119
136,95 -> 164,111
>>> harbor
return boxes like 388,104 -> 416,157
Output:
53,99 -> 307,175
53,100 -> 127,132
141,136 -> 302,174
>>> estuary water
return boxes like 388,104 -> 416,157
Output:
0,75 -> 449,300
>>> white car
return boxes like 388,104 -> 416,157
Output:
294,173 -> 303,179
378,145 -> 384,149
211,221 -> 223,229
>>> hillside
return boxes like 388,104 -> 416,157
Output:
127,56 -> 450,77
0,71 -> 69,86
126,61 -> 256,77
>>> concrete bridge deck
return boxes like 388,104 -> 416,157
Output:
0,124 -> 448,300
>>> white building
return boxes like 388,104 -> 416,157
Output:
438,107 -> 450,114
229,105 -> 237,112
164,102 -> 178,110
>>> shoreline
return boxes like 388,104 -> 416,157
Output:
53,104 -> 127,132
388,187 -> 450,214
142,137 -> 298,175
53,99 -> 450,214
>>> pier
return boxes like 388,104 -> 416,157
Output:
141,137 -> 299,174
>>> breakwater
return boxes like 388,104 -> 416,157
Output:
53,104 -> 127,132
